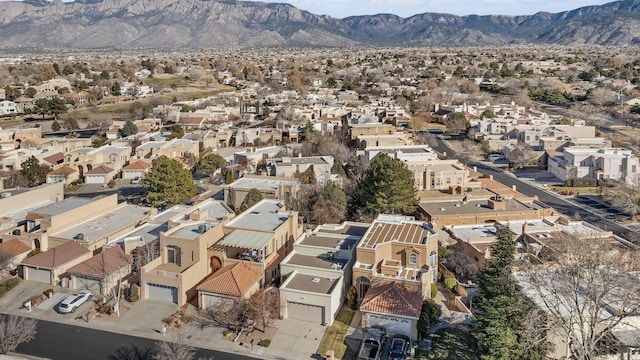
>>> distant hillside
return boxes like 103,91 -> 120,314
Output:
0,0 -> 639,50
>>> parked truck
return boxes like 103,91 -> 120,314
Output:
358,327 -> 385,360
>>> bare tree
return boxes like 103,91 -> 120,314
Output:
518,234 -> 640,360
0,315 -> 37,354
246,287 -> 280,332
451,139 -> 485,165
603,183 -> 640,221
508,143 -> 539,167
154,333 -> 195,360
198,298 -> 250,331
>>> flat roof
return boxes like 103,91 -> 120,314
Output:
151,205 -> 190,223
217,229 -> 273,250
286,253 -> 348,270
225,200 -> 290,232
229,177 -> 297,192
29,197 -> 93,217
109,222 -> 166,246
282,272 -> 339,294
315,222 -> 370,237
299,234 -> 358,250
51,205 -> 151,242
167,223 -> 217,240
450,224 -> 498,243
359,217 -> 434,249
419,199 -> 536,216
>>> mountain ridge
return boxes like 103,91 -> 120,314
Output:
0,0 -> 639,49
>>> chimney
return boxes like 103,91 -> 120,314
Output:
512,185 -> 517,192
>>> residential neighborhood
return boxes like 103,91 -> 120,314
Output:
1,44 -> 640,360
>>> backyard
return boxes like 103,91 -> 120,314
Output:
425,327 -> 478,360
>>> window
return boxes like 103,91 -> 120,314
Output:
167,246 -> 181,266
429,251 -> 437,267
633,165 -> 637,173
409,253 -> 417,265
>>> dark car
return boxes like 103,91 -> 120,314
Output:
387,335 -> 410,360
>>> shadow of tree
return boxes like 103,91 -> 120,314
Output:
108,345 -> 154,360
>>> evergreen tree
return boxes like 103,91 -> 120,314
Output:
48,98 -> 67,120
296,165 -> 316,184
417,299 -> 442,340
121,119 -> 138,137
225,169 -> 235,184
196,154 -> 226,175
330,162 -> 345,176
320,182 -> 347,214
348,154 -> 417,219
239,188 -> 263,212
51,120 -> 61,132
473,227 -> 550,360
34,99 -> 50,119
143,156 -> 196,206
20,156 -> 48,187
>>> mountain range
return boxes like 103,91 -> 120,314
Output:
1,0 -> 640,50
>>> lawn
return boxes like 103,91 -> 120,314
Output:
316,307 -> 356,359
427,327 -> 479,360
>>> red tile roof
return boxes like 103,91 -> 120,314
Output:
360,282 -> 423,318
21,242 -> 90,269
43,152 -> 64,165
85,165 -> 114,175
123,160 -> 151,170
47,165 -> 77,176
67,246 -> 131,279
196,262 -> 261,297
0,239 -> 31,257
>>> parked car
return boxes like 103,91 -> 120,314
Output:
131,176 -> 142,184
358,327 -> 386,360
486,154 -> 505,162
387,335 -> 410,360
58,290 -> 93,314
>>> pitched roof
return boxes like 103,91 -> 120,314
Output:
21,241 -> 90,269
85,165 -> 114,175
359,282 -> 423,318
123,160 -> 151,170
43,152 -> 64,165
48,165 -> 77,176
0,239 -> 31,257
67,246 -> 131,279
196,262 -> 261,297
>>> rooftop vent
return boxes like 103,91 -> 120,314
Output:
311,277 -> 320,283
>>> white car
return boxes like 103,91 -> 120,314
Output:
58,290 -> 93,314
131,177 -> 142,184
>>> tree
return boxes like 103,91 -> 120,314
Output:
143,156 -> 197,206
246,288 -> 280,332
51,120 -> 61,132
296,165 -> 316,185
480,109 -> 496,119
34,98 -> 50,119
48,98 -> 67,120
63,117 -> 79,130
451,139 -> 485,165
508,143 -> 538,168
603,183 -> 640,220
473,227 -> 550,360
349,154 -> 417,219
165,125 -> 184,140
330,162 -> 345,177
154,334 -> 195,360
225,169 -> 235,184
196,154 -> 226,176
443,112 -> 469,133
20,156 -> 48,187
0,315 -> 37,354
239,188 -> 263,212
417,299 -> 441,340
121,119 -> 138,137
520,233 -> 640,360
346,286 -> 358,310
24,87 -> 37,98
198,298 -> 250,331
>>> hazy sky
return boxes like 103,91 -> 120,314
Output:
1,0 -> 615,18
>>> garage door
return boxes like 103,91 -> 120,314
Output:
366,314 -> 412,337
147,283 -> 178,304
85,175 -> 105,184
26,267 -> 51,284
287,302 -> 324,324
74,276 -> 101,295
201,294 -> 233,310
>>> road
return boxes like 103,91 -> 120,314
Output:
15,318 -> 252,360
433,136 -> 630,236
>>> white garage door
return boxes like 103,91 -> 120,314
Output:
86,175 -> 106,184
147,283 -> 178,304
287,302 -> 324,324
366,314 -> 412,337
201,294 -> 233,310
74,276 -> 101,294
26,267 -> 51,284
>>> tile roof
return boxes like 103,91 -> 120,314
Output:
67,246 -> 131,279
0,239 -> 31,257
123,160 -> 151,170
196,262 -> 261,297
21,241 -> 90,269
47,165 -> 77,176
43,152 -> 64,165
86,165 -> 114,175
359,281 -> 423,318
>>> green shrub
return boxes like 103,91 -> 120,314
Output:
222,330 -> 233,337
0,278 -> 20,296
258,339 -> 271,347
26,249 -> 41,258
444,277 -> 457,291
430,283 -> 437,299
